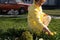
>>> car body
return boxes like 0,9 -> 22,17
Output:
0,0 -> 31,15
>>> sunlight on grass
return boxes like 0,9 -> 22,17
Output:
43,9 -> 60,15
0,17 -> 27,32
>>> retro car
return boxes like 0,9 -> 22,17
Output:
0,0 -> 31,15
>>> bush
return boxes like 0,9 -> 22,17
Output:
0,28 -> 28,40
20,31 -> 33,40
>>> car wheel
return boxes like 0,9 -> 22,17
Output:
19,8 -> 26,14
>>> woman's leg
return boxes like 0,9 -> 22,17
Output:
43,15 -> 51,26
42,15 -> 51,33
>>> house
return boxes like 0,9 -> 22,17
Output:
43,0 -> 60,8
23,0 -> 60,8
44,0 -> 60,6
0,0 -> 60,6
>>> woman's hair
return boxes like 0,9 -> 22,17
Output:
35,0 -> 39,2
35,0 -> 46,4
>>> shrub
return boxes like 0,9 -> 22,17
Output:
20,31 -> 33,40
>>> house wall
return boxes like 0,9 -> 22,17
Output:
44,0 -> 56,5
56,0 -> 60,6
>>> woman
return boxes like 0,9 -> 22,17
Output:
28,0 -> 54,36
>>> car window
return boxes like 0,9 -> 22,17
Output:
0,0 -> 1,3
8,0 -> 16,4
5,0 -> 9,4
0,0 -> 16,4
16,0 -> 21,3
0,0 -> 5,3
23,0 -> 33,4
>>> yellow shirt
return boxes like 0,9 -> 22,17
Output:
28,3 -> 46,34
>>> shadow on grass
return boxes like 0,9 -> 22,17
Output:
0,28 -> 28,40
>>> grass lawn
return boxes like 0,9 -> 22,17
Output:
0,17 -> 27,32
43,9 -> 60,16
0,17 -> 60,40
22,9 -> 60,16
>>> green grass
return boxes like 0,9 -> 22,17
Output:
41,19 -> 60,40
0,17 -> 60,40
23,9 -> 60,16
43,9 -> 60,16
0,17 -> 27,32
